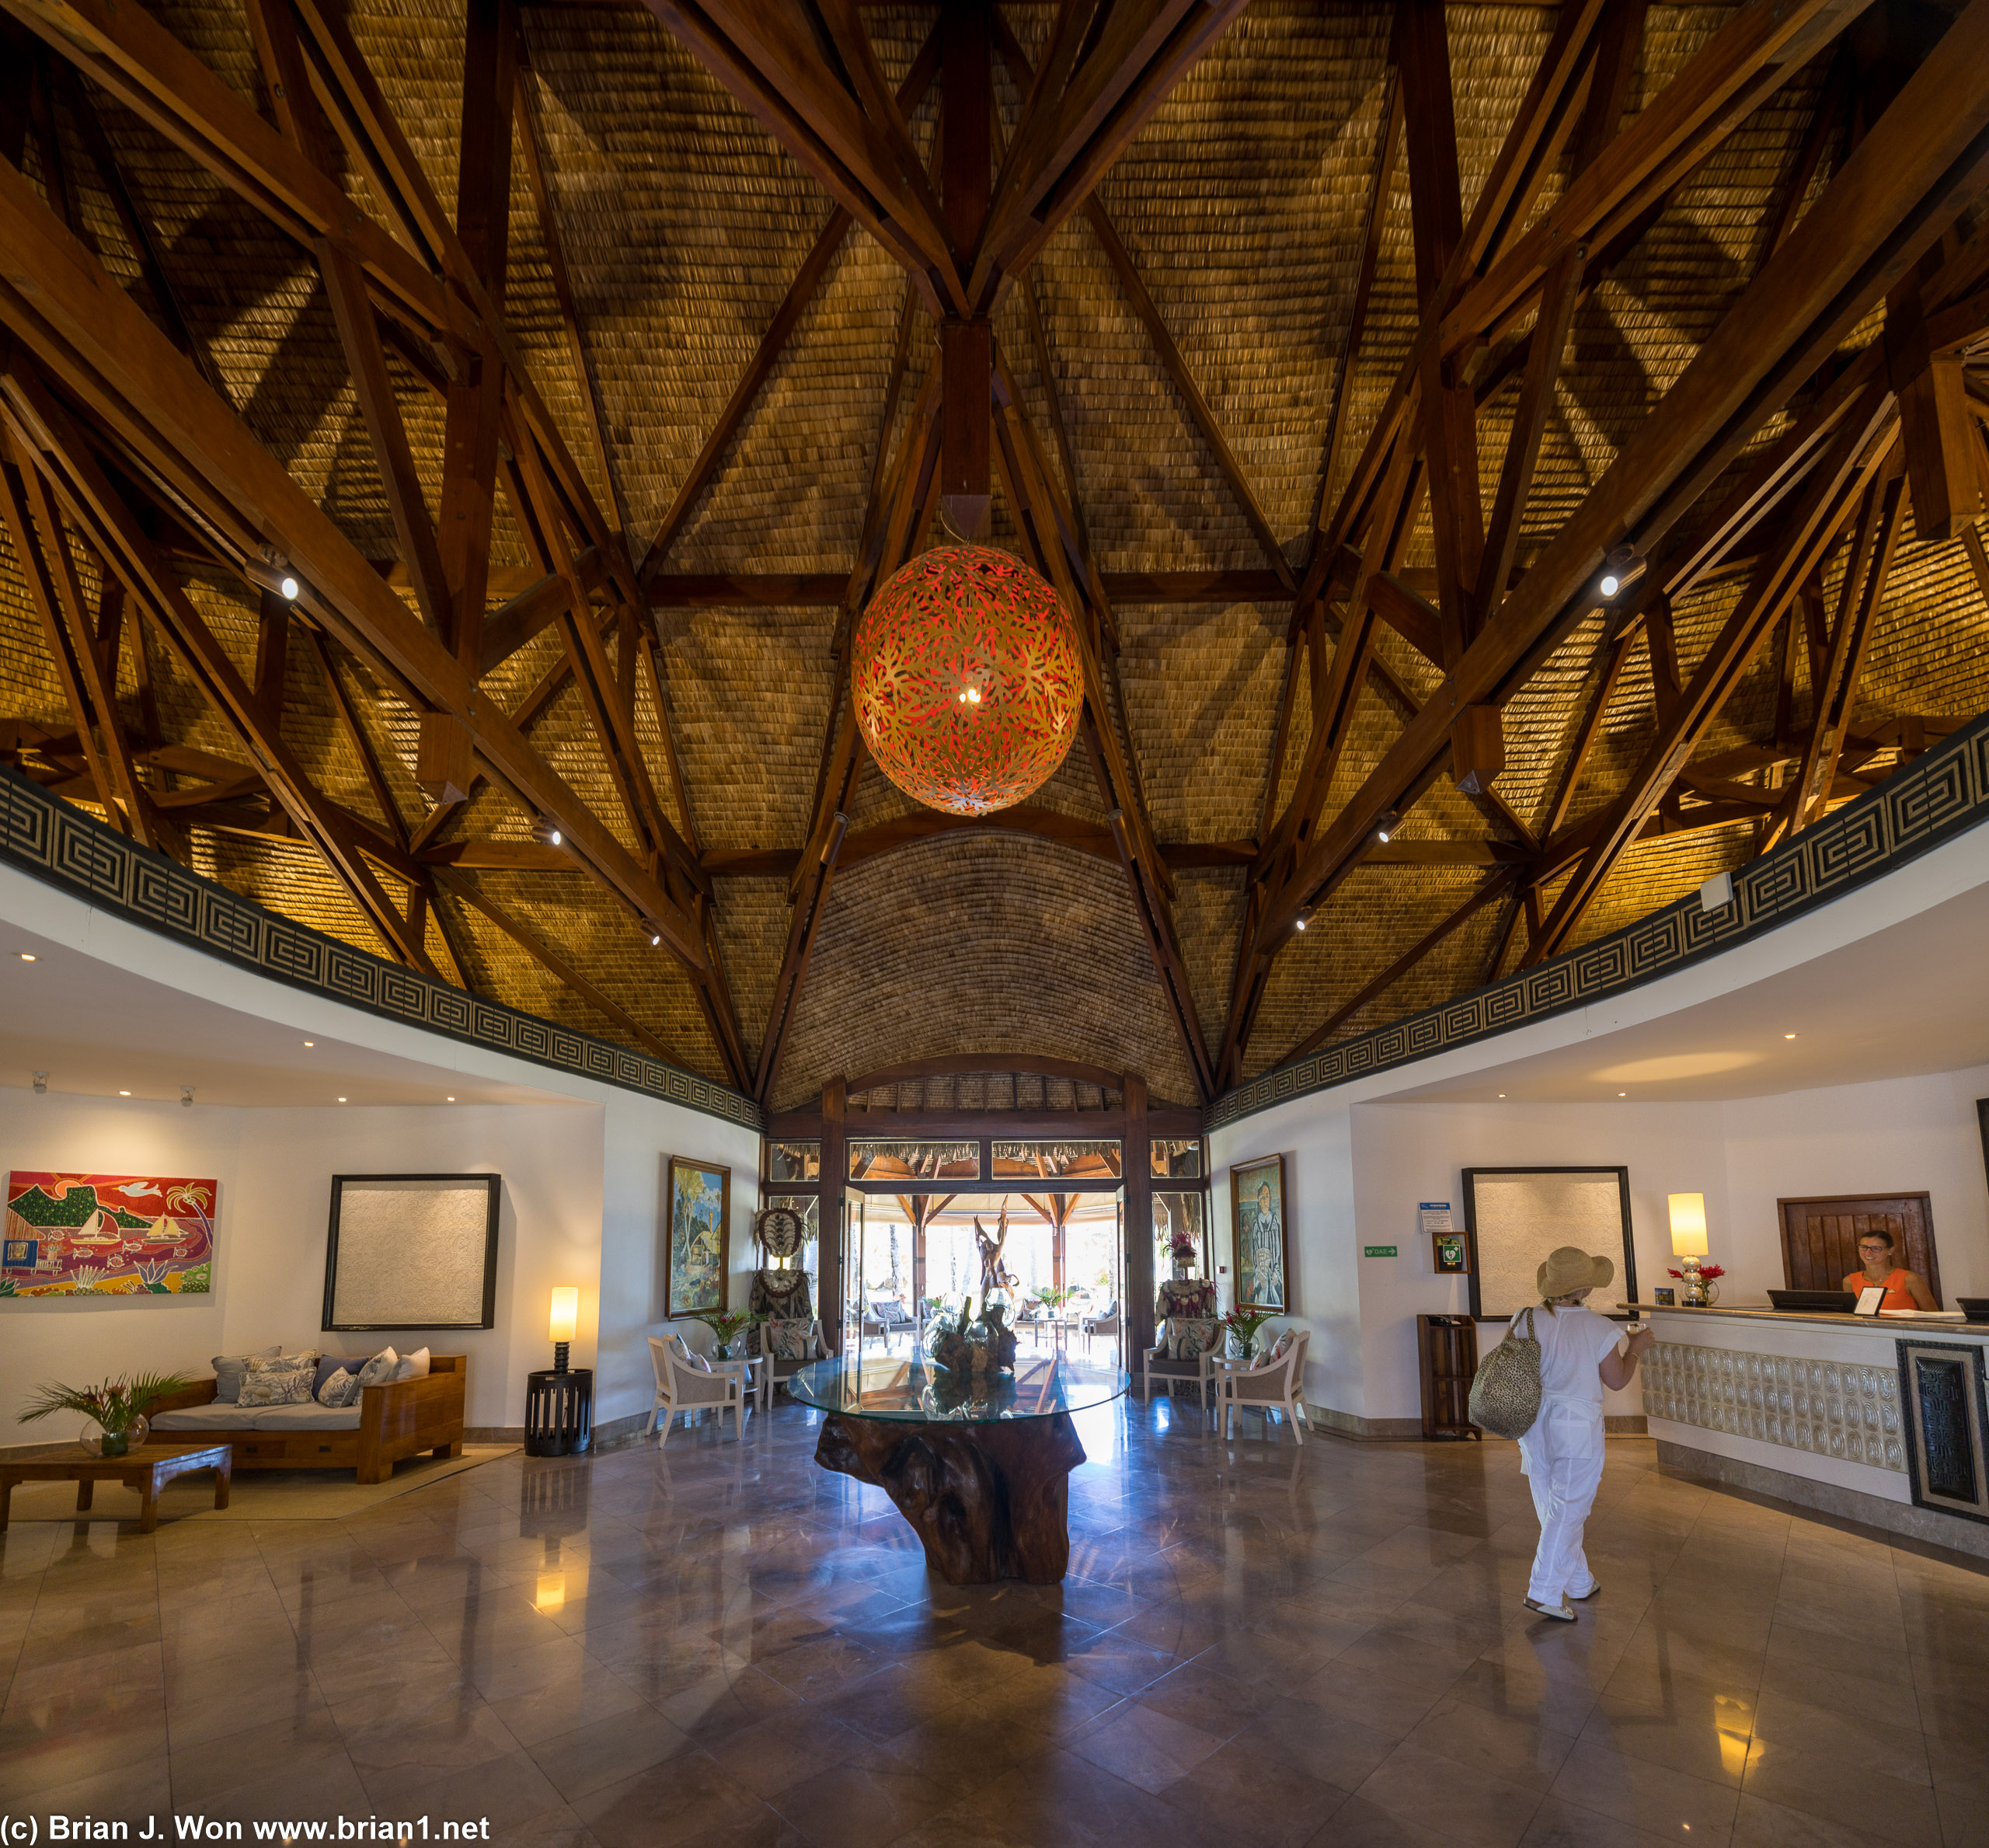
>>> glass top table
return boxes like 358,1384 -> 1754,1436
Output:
789,1352 -> 1128,1424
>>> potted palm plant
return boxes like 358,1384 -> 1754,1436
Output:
21,1371 -> 193,1457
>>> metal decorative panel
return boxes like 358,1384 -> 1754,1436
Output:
1641,1341 -> 1905,1473
0,768 -> 761,1131
1896,1338 -> 1989,1523
1209,710 -> 1989,1131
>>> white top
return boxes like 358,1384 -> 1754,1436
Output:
1508,1303 -> 1624,1407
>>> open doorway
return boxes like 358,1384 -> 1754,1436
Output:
840,1191 -> 1125,1362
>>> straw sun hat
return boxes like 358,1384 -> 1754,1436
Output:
1537,1247 -> 1615,1299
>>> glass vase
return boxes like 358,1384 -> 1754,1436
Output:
84,1416 -> 146,1458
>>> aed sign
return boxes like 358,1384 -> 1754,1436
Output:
1364,1245 -> 1398,1258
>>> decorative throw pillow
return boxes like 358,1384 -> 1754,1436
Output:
211,1345 -> 284,1404
671,1333 -> 711,1372
1270,1330 -> 1296,1363
316,1367 -> 361,1408
313,1356 -> 367,1396
239,1351 -> 319,1407
1168,1318 -> 1221,1360
391,1347 -> 431,1383
353,1348 -> 400,1390
765,1318 -> 812,1361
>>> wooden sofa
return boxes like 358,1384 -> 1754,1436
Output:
145,1355 -> 467,1484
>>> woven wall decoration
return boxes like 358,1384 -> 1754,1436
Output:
852,545 -> 1082,815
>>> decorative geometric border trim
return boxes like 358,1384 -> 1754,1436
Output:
1208,709 -> 1989,1131
0,768 -> 763,1132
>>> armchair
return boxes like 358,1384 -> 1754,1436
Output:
869,1297 -> 918,1348
646,1335 -> 750,1444
1217,1330 -> 1311,1443
1141,1318 -> 1223,1409
1081,1299 -> 1120,1351
759,1319 -> 828,1408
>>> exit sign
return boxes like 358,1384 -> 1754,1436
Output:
1364,1245 -> 1398,1257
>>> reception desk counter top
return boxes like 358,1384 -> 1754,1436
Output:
1628,1303 -> 1989,1558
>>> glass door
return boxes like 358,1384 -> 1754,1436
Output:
838,1187 -> 866,1356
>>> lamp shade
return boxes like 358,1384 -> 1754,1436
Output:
1667,1194 -> 1709,1257
548,1286 -> 580,1344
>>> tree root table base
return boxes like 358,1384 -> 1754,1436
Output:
815,1410 -> 1086,1584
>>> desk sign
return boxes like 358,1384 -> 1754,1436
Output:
1364,1245 -> 1398,1258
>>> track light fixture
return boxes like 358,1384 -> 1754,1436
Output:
1375,810 -> 1400,844
280,575 -> 300,601
32,1070 -> 47,1095
530,818 -> 564,849
1597,545 -> 1646,601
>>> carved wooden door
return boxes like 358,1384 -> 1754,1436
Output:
1778,1193 -> 1942,1306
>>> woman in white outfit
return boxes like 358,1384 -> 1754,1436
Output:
1508,1246 -> 1655,1623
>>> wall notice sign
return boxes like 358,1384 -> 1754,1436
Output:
1364,1246 -> 1398,1258
1419,1201 -> 1454,1237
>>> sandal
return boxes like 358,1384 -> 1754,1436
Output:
1523,1597 -> 1576,1623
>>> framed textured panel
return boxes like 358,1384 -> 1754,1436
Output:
1230,1153 -> 1289,1313
1896,1338 -> 1989,1524
1464,1168 -> 1636,1321
667,1156 -> 731,1320
322,1175 -> 501,1331
1778,1193 -> 1941,1306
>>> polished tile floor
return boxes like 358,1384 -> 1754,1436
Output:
4,1394 -> 1987,1848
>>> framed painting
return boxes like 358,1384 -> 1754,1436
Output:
323,1174 -> 501,1331
3,1172 -> 216,1296
667,1157 -> 731,1319
1231,1153 -> 1290,1313
1464,1166 -> 1635,1321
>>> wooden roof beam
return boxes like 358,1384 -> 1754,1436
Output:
1251,6 -> 1989,968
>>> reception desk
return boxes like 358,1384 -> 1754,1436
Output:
1632,1304 -> 1989,1560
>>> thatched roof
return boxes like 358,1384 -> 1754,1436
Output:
2,0 -> 1983,1114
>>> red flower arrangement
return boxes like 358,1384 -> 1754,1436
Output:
1666,1264 -> 1725,1281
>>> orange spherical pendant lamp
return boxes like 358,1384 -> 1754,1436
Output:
852,544 -> 1082,817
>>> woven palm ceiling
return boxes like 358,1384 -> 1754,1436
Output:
2,0 -> 1987,1113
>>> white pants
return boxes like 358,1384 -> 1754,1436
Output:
1518,1399 -> 1606,1606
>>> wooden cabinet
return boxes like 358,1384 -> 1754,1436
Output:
1778,1192 -> 1942,1306
1418,1314 -> 1480,1440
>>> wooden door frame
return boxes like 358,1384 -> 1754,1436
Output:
1777,1191 -> 1942,1307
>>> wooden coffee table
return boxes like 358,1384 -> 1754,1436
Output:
0,1443 -> 233,1534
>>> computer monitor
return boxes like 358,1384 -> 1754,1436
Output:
1767,1288 -> 1858,1313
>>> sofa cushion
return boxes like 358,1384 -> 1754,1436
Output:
764,1319 -> 813,1361
317,1368 -> 361,1409
249,1403 -> 364,1431
353,1349 -> 399,1390
239,1353 -> 319,1407
314,1355 -> 368,1395
391,1347 -> 431,1383
211,1345 -> 283,1404
1167,1318 -> 1221,1360
152,1403 -> 260,1431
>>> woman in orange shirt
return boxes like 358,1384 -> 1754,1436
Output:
1841,1229 -> 1938,1310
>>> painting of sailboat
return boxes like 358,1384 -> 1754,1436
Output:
2,1173 -> 216,1296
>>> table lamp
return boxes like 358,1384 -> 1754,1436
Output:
549,1286 -> 579,1374
1668,1194 -> 1710,1305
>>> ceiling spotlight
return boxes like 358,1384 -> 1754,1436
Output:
181,1086 -> 195,1109
1375,810 -> 1400,844
531,818 -> 564,849
337,1097 -> 347,1104
1597,544 -> 1646,601
303,1041 -> 315,1048
650,933 -> 661,947
32,1070 -> 47,1095
1497,1093 -> 1507,1098
119,1090 -> 131,1097
280,575 -> 301,601
1294,912 -> 1308,932
19,952 -> 36,962
447,1096 -> 456,1103
1618,1091 -> 1628,1098
1783,1033 -> 1797,1040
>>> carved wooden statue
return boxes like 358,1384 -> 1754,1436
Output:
974,1208 -> 1015,1299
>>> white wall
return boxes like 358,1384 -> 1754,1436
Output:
1720,1065 -> 1989,1302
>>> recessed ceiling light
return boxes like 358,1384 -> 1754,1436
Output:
337,1097 -> 347,1104
447,1097 -> 456,1103
119,1090 -> 131,1097
1497,1093 -> 1506,1098
1783,1033 -> 1797,1040
19,953 -> 36,962
303,1041 -> 315,1048
1618,1091 -> 1627,1098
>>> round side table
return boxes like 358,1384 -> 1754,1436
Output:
524,1367 -> 594,1457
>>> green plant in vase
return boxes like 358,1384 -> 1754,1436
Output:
688,1308 -> 759,1360
21,1371 -> 193,1456
1221,1306 -> 1277,1364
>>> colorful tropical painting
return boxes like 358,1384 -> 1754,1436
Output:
1231,1153 -> 1289,1313
3,1172 -> 217,1297
666,1157 -> 730,1320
